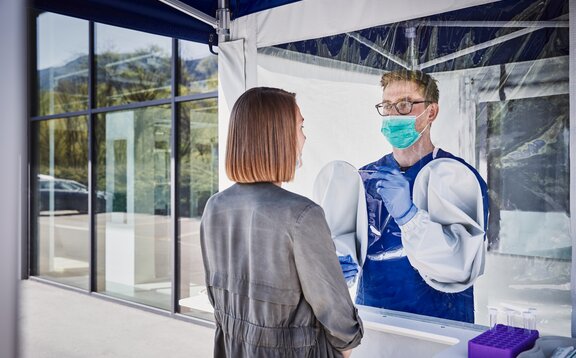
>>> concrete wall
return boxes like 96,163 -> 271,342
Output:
0,0 -> 26,356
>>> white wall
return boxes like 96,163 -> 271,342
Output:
0,0 -> 25,356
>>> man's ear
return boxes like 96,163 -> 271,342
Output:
428,103 -> 439,122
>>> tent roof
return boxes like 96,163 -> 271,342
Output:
271,0 -> 568,73
31,0 -> 301,45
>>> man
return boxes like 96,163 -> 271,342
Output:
334,70 -> 488,323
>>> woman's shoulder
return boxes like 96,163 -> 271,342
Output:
267,187 -> 321,219
207,183 -> 319,212
279,187 -> 316,204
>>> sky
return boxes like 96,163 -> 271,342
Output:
37,12 -> 212,70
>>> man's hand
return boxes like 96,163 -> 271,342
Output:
338,255 -> 358,287
370,168 -> 418,226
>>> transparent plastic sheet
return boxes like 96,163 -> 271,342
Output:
256,0 -> 570,335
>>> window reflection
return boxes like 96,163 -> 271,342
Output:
36,13 -> 88,116
95,106 -> 172,310
482,95 -> 570,259
96,24 -> 172,107
33,11 -> 220,320
473,66 -> 571,334
33,117 -> 90,289
177,99 -> 218,318
178,40 -> 218,96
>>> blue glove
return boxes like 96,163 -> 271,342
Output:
370,167 -> 418,226
338,255 -> 358,287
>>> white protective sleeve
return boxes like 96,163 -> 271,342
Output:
402,158 -> 487,293
313,161 -> 368,267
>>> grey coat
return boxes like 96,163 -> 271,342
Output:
200,182 -> 363,358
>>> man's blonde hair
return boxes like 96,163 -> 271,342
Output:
380,70 -> 439,103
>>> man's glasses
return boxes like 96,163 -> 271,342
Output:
375,100 -> 430,116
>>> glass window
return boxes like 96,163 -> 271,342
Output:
178,40 -> 218,96
476,91 -> 571,334
95,24 -> 172,108
94,105 -> 172,310
32,117 -> 90,290
36,13 -> 88,116
177,99 -> 218,319
33,10 -> 219,320
257,0 -> 570,335
481,95 -> 570,259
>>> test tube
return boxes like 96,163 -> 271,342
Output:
488,307 -> 498,331
503,308 -> 514,330
522,310 -> 535,333
528,307 -> 537,331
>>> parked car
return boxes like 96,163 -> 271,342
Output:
38,175 -> 107,213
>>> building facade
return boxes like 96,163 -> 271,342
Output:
30,11 -> 218,322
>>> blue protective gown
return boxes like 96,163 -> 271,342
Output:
355,149 -> 488,323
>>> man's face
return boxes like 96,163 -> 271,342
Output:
381,80 -> 434,132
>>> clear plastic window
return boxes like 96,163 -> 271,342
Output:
257,0 -> 570,335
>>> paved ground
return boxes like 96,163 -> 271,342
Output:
19,279 -> 215,358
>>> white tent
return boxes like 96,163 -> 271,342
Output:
216,0 -> 576,349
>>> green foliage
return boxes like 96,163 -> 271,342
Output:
96,45 -> 172,107
36,44 -> 219,217
36,117 -> 89,185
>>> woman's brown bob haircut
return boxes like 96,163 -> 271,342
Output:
226,87 -> 298,183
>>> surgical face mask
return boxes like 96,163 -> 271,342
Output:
380,111 -> 429,149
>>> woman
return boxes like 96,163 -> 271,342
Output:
200,87 -> 363,358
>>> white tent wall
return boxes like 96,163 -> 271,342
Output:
250,0 -> 500,48
217,38 -> 248,191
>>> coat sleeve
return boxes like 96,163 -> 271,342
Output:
292,204 -> 364,351
400,158 -> 487,293
312,160 -> 368,267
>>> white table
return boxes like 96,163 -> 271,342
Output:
354,305 -> 486,357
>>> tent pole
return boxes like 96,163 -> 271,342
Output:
405,24 -> 417,70
345,32 -> 410,70
217,0 -> 230,43
425,19 -> 568,28
157,0 -> 217,28
418,25 -> 549,70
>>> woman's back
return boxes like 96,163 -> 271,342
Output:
201,182 -> 362,357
